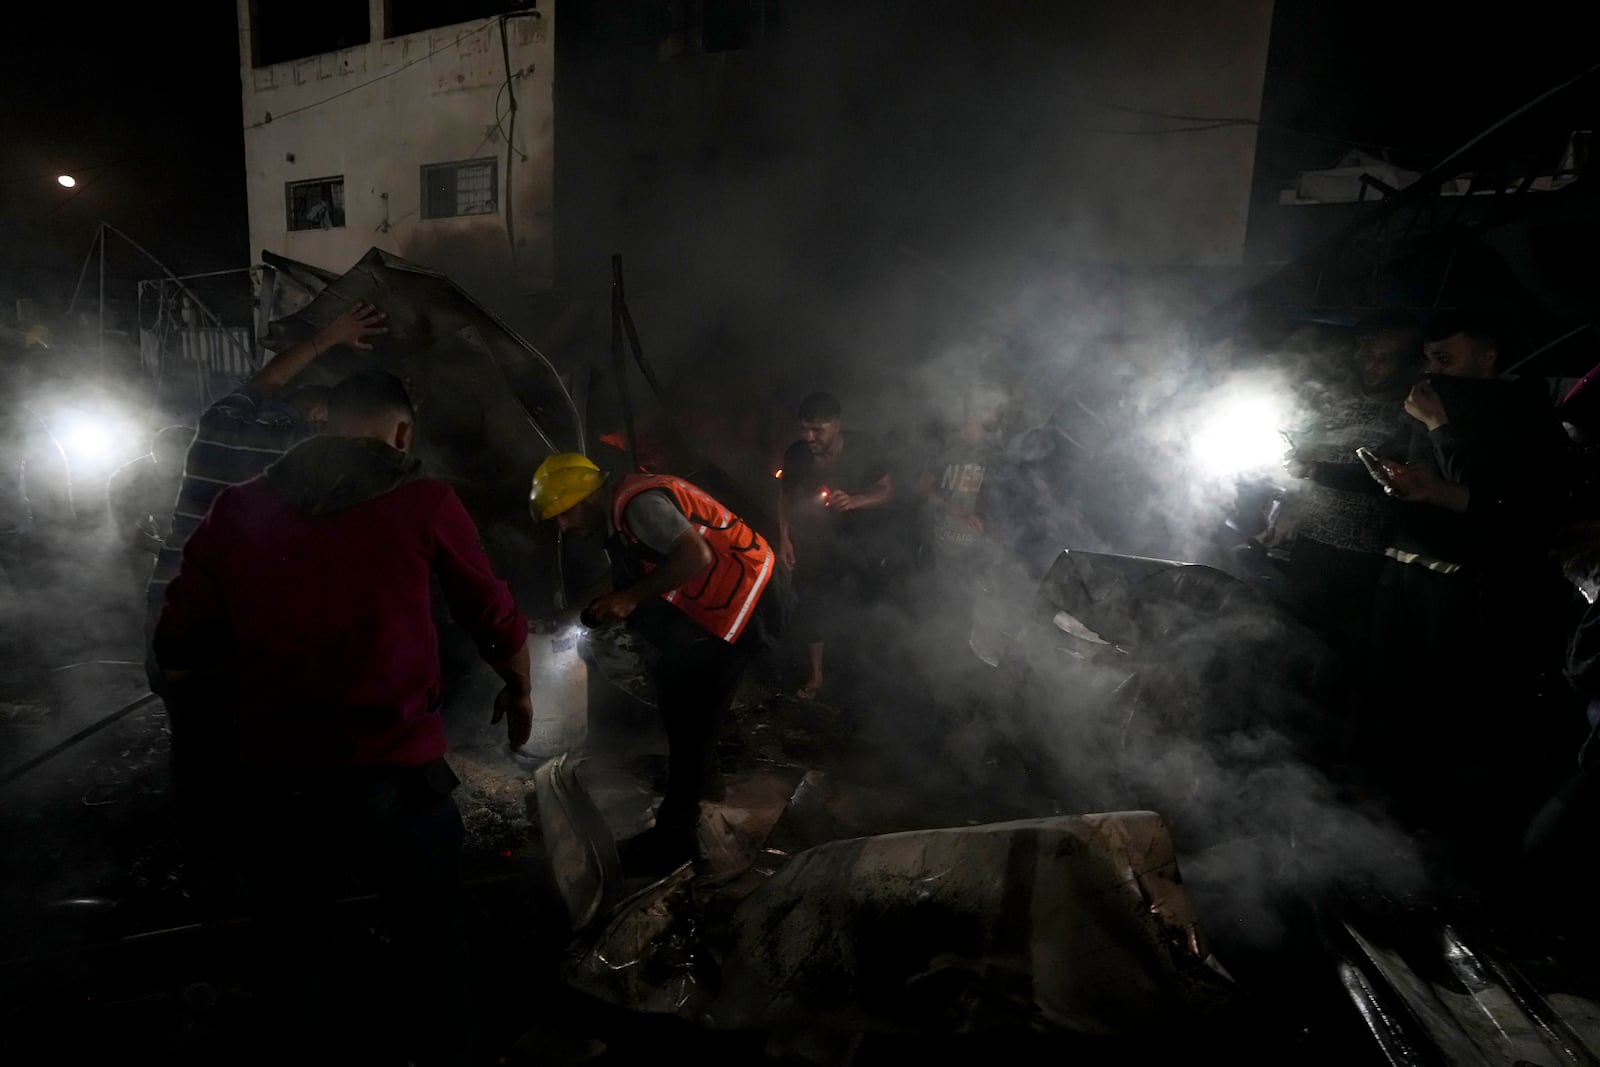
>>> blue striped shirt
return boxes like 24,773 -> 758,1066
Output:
144,386 -> 314,630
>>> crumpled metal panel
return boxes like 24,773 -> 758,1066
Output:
259,247 -> 582,519
255,253 -> 340,331
256,247 -> 587,608
707,812 -> 1233,1035
565,865 -> 718,1020
533,752 -> 622,933
1338,916 -> 1600,1067
1037,549 -> 1262,650
557,805 -> 1238,1038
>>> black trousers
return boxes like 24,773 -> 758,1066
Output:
156,679 -> 244,911
640,607 -> 756,839
1367,559 -> 1570,857
239,761 -> 472,1067
790,537 -> 894,645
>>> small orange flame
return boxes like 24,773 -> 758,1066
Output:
774,469 -> 783,478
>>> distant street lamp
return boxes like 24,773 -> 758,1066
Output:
57,174 -> 77,188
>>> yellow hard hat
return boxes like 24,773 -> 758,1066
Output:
530,452 -> 605,520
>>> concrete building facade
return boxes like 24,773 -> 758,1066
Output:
236,1 -> 554,302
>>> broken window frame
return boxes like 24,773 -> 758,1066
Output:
285,176 -> 347,232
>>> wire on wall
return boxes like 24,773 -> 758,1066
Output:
242,18 -> 497,131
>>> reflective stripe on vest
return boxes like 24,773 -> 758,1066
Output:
612,474 -> 775,643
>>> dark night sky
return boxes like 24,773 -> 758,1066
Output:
0,1 -> 1596,322
1254,0 -> 1600,187
0,4 -> 247,311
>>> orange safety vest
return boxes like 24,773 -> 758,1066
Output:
611,473 -> 776,643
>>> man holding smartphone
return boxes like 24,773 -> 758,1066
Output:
1367,312 -> 1570,860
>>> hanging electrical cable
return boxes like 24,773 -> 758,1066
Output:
498,15 -> 521,267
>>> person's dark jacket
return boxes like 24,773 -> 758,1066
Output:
1393,374 -> 1565,567
153,436 -> 527,770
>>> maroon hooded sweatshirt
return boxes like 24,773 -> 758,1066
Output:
153,435 -> 527,770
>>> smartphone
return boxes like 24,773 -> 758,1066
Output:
1355,447 -> 1396,493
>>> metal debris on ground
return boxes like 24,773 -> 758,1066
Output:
536,745 -> 1240,1041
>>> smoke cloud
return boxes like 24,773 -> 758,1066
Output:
541,0 -> 1427,956
0,0 -> 1434,980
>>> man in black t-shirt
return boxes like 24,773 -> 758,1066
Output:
778,393 -> 894,699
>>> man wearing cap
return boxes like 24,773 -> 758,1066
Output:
530,453 -> 785,873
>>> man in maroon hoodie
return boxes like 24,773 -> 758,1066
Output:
154,370 -> 531,1067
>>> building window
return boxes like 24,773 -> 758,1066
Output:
703,0 -> 752,52
662,1 -> 785,58
252,0 -> 370,68
387,0 -> 522,38
421,159 -> 499,219
286,177 -> 346,231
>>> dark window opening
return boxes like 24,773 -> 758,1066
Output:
422,159 -> 500,218
702,0 -> 750,52
252,0 -> 371,67
286,177 -> 347,231
666,0 -> 785,56
387,0 -> 533,38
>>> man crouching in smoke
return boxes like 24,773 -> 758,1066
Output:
529,453 -> 788,875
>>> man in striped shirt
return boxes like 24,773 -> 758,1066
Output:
144,300 -> 387,631
146,299 -> 385,883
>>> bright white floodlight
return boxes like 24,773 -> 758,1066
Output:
57,174 -> 77,188
53,410 -> 124,471
1191,387 -> 1292,480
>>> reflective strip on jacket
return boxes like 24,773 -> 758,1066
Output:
611,473 -> 775,643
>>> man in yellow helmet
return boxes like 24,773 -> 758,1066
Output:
531,453 -> 786,874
